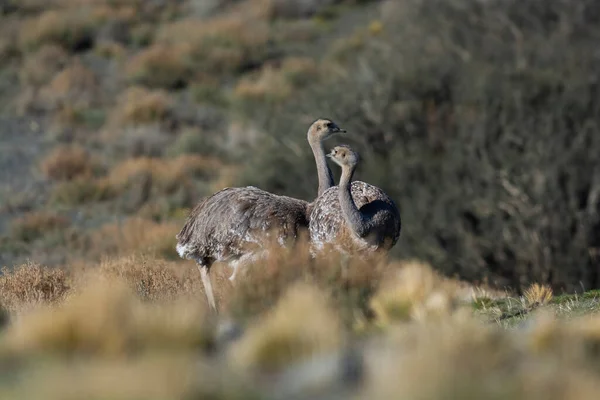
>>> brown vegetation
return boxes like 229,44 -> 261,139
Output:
39,145 -> 95,181
9,212 -> 71,243
1,0 -> 600,397
0,262 -> 70,313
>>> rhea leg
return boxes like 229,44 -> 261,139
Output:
197,264 -> 217,312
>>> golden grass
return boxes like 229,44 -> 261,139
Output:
3,278 -> 213,358
1,251 -> 600,399
84,217 -> 181,260
106,154 -> 222,195
9,211 -> 71,243
233,57 -> 319,102
39,145 -> 95,181
0,262 -> 69,314
125,44 -> 192,89
93,255 -> 202,301
524,283 -> 554,307
106,86 -> 173,127
370,259 -> 465,325
230,282 -> 342,373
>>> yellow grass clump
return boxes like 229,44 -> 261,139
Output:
106,86 -> 173,127
234,57 -> 319,102
107,154 -> 222,194
0,262 -> 70,313
370,260 -> 465,325
92,255 -> 202,301
230,282 -> 343,373
524,283 -> 554,307
39,145 -> 95,181
3,278 -> 214,358
85,217 -> 181,260
156,14 -> 269,75
126,44 -> 192,89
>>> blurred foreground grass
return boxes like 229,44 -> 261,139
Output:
0,247 -> 599,400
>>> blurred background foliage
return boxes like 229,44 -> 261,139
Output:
0,0 -> 599,294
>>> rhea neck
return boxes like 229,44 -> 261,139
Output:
338,162 -> 368,238
308,134 -> 334,196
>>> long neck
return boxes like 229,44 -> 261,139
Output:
338,165 -> 368,238
309,137 -> 334,196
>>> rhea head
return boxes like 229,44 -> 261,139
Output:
326,144 -> 360,168
307,118 -> 347,142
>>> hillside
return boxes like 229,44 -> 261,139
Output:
1,0 -> 600,399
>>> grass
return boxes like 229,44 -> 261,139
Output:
39,145 -> 95,181
9,212 -> 71,243
0,254 -> 599,399
1,0 -> 600,398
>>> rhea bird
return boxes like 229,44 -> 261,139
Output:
176,119 -> 346,312
309,145 -> 401,256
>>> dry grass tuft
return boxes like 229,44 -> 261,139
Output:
106,86 -> 173,127
38,59 -> 98,111
85,217 -> 181,260
18,8 -> 100,52
370,260 -> 464,325
9,211 -> 71,243
230,282 -> 342,373
94,255 -> 202,301
233,57 -> 319,102
106,155 -> 221,195
3,278 -> 214,358
156,14 -> 269,75
225,238 -> 386,326
0,262 -> 70,313
524,283 -> 554,308
19,44 -> 69,86
39,145 -> 95,181
126,44 -> 192,89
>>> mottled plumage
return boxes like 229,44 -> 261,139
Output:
309,145 -> 401,256
176,186 -> 309,266
309,181 -> 401,255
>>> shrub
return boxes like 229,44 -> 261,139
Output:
18,9 -> 100,52
0,262 -> 70,313
39,145 -> 94,181
156,13 -> 270,76
106,86 -> 173,127
19,44 -> 69,87
126,44 -> 192,89
233,57 -> 319,103
49,178 -> 114,206
38,60 -> 98,111
10,212 -> 71,243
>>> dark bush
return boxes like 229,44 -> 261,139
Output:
236,0 -> 600,293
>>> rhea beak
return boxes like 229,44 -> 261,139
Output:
326,153 -> 333,158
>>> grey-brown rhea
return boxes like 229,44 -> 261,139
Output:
175,118 -> 346,312
309,144 -> 401,257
